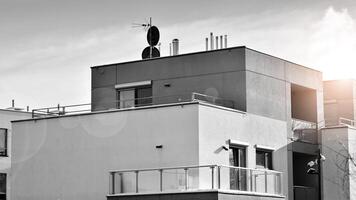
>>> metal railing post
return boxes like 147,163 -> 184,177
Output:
159,169 -> 163,192
211,166 -> 215,189
250,169 -> 253,192
110,172 -> 115,195
217,166 -> 221,189
265,171 -> 268,193
184,168 -> 188,190
135,171 -> 139,193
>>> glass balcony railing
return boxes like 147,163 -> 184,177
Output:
291,118 -> 318,144
108,165 -> 283,196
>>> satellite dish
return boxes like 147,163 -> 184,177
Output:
147,26 -> 160,46
142,46 -> 160,59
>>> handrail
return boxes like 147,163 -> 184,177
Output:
109,164 -> 217,173
31,92 -> 235,118
339,117 -> 356,127
108,164 -> 283,196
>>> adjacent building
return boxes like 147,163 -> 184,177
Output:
0,108 -> 32,200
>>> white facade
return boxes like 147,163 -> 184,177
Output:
11,102 -> 287,200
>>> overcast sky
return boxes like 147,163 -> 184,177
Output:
1,0 -> 356,109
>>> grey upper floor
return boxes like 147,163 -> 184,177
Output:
91,46 -> 323,123
324,79 -> 356,125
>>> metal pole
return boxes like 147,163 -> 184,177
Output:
215,36 -> 219,49
111,172 -> 115,195
184,168 -> 188,190
135,171 -> 139,193
149,17 -> 152,58
224,35 -> 227,48
205,38 -> 209,51
211,166 -> 215,189
265,171 -> 268,193
217,166 -> 221,189
250,169 -> 253,192
159,169 -> 163,192
210,32 -> 214,50
220,35 -> 223,49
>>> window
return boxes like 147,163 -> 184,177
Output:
229,146 -> 247,190
256,149 -> 272,169
116,86 -> 152,109
229,146 -> 246,167
0,173 -> 6,200
0,129 -> 7,157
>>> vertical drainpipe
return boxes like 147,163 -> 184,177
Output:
210,32 -> 214,50
215,36 -> 219,49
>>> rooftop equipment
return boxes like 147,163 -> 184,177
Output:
172,39 -> 179,56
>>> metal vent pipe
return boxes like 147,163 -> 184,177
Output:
172,39 -> 179,55
224,35 -> 227,48
205,38 -> 209,51
210,32 -> 214,50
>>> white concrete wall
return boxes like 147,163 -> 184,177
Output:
198,104 -> 288,196
11,104 -> 199,200
0,109 -> 32,200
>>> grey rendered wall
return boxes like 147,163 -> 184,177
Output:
245,48 -> 323,122
245,48 -> 324,200
92,48 -> 247,111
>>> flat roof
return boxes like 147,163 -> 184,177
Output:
91,46 -> 321,73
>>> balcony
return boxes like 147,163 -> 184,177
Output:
107,165 -> 283,199
291,118 -> 318,144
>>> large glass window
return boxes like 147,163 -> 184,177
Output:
256,149 -> 272,169
117,86 -> 152,109
0,129 -> 7,157
0,173 -> 6,200
229,146 -> 247,190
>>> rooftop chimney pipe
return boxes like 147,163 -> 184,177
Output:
224,35 -> 227,48
205,38 -> 209,51
172,39 -> 179,56
210,32 -> 214,50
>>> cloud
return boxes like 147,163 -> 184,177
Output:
306,7 -> 356,80
1,6 -> 356,108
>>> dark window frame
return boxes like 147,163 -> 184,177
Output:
116,85 -> 152,109
229,145 -> 247,191
256,149 -> 273,170
0,129 -> 7,157
0,173 -> 6,199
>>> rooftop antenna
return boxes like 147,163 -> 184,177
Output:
132,17 -> 161,59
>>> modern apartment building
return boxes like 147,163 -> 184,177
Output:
0,108 -> 32,200
10,46 -> 324,200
